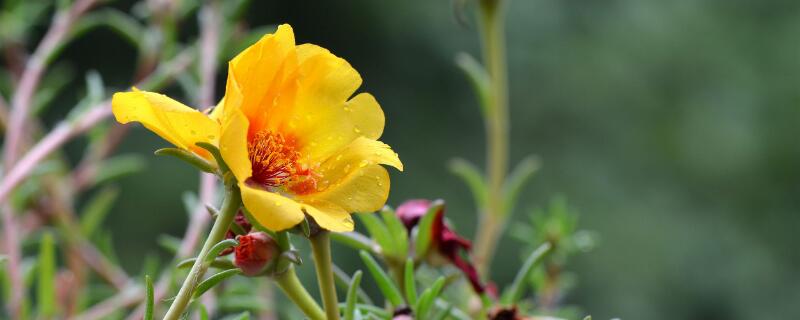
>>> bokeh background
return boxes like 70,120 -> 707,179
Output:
34,0 -> 800,319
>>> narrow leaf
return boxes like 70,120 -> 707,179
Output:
403,258 -> 417,307
333,265 -> 373,305
358,250 -> 403,307
502,156 -> 540,217
176,258 -> 236,270
501,242 -> 552,304
193,269 -> 242,298
455,52 -> 492,117
357,214 -> 396,257
196,142 -> 228,174
344,270 -> 363,320
415,277 -> 446,319
37,232 -> 56,317
205,239 -> 239,263
448,158 -> 488,210
79,187 -> 119,236
380,207 -> 408,258
330,232 -> 378,254
154,147 -> 215,173
144,275 -> 154,320
413,201 -> 444,260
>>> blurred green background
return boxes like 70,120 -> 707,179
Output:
38,0 -> 800,319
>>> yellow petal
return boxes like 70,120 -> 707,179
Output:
301,164 -> 390,215
219,71 -> 252,183
111,89 -> 218,155
315,137 -> 402,184
297,137 -> 400,213
303,201 -> 354,232
240,183 -> 305,231
285,45 -> 385,163
229,24 -> 298,131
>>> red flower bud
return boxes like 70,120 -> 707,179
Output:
220,210 -> 253,256
396,199 -> 486,293
396,199 -> 432,230
234,232 -> 276,276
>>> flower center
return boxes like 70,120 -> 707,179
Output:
247,130 -> 301,188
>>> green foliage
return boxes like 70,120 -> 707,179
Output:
344,270 -> 363,320
359,250 -> 404,307
37,231 -> 57,318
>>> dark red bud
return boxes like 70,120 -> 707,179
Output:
220,210 -> 253,256
396,199 -> 433,230
234,232 -> 276,276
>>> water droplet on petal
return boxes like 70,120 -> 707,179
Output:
353,127 -> 361,134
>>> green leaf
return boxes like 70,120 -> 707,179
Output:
344,270 -> 363,320
448,158 -> 488,211
583,316 -> 592,320
154,147 -> 216,173
501,242 -> 552,304
79,187 -> 119,236
197,303 -> 209,320
403,258 -> 417,307
380,207 -> 408,259
357,213 -> 396,258
144,275 -> 154,320
157,234 -> 182,255
333,265 -> 373,305
205,239 -> 239,264
92,154 -> 147,186
502,156 -> 540,217
193,269 -> 242,298
415,277 -> 446,319
413,200 -> 444,260
330,232 -> 377,254
432,303 -> 453,320
358,250 -> 403,307
196,142 -> 229,174
176,257 -> 236,270
37,231 -> 56,317
337,303 -> 390,319
455,52 -> 492,117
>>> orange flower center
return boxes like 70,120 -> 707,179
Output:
247,130 -> 301,188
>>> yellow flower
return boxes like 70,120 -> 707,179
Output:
112,24 -> 402,232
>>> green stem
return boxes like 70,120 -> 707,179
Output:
274,266 -> 326,320
162,185 -> 241,320
474,0 -> 510,279
310,231 -> 340,320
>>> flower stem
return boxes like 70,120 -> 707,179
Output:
474,0 -> 510,278
274,266 -> 326,320
162,184 -> 241,320
309,231 -> 340,320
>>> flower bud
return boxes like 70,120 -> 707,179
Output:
395,199 -> 433,230
234,232 -> 276,276
220,210 -> 253,256
396,199 -> 486,293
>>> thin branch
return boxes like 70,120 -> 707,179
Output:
2,2 -> 98,316
0,47 -> 193,207
70,286 -> 144,320
4,0 -> 98,166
